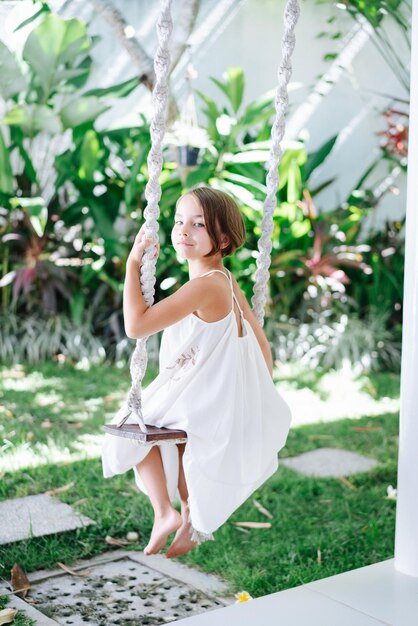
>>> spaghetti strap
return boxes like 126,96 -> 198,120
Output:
225,269 -> 245,320
199,268 -> 245,320
198,269 -> 234,310
199,269 -> 231,282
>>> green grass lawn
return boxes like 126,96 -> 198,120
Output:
0,362 -> 399,601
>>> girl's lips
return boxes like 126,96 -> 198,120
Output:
177,241 -> 193,246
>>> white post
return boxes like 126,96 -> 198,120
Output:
394,0 -> 418,578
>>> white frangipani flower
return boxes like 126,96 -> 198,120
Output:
386,485 -> 397,500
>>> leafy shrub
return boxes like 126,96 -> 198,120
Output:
0,310 -> 161,367
271,308 -> 401,373
0,10 -> 405,370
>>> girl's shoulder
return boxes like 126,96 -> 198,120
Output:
188,270 -> 233,323
177,272 -> 230,304
186,269 -> 231,287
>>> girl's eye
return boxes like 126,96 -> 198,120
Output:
173,220 -> 204,227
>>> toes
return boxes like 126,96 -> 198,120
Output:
144,541 -> 162,555
165,548 -> 179,559
165,540 -> 179,559
165,538 -> 195,559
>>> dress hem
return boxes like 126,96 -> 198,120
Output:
187,502 -> 215,544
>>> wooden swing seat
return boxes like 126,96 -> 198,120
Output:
103,423 -> 187,444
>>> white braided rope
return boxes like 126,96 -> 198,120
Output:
117,0 -> 299,432
119,0 -> 173,432
251,0 -> 300,325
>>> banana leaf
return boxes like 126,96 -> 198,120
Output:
3,104 -> 62,134
0,41 -> 26,100
302,135 -> 338,182
211,66 -> 245,114
60,97 -> 109,129
23,14 -> 90,98
84,76 -> 140,99
78,130 -> 103,181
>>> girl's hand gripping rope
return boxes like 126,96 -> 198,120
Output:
127,224 -> 160,267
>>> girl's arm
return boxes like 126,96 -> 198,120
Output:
124,262 -> 218,339
123,230 -> 219,339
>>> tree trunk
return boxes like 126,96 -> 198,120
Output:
89,0 -> 202,124
89,0 -> 156,89
170,0 -> 200,72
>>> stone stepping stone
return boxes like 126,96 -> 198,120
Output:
0,494 -> 95,545
0,550 -> 230,626
281,447 -> 379,477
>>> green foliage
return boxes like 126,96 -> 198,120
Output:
271,308 -> 401,373
0,6 -> 405,370
0,128 -> 14,195
0,40 -> 26,100
342,0 -> 409,31
22,13 -> 90,98
0,311 -> 105,364
0,310 -> 164,366
348,221 -> 404,322
332,0 -> 411,90
211,66 -> 245,113
0,9 -> 142,323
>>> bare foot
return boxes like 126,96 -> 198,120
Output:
144,508 -> 182,555
164,517 -> 197,558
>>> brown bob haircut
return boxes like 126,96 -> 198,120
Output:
183,186 -> 246,258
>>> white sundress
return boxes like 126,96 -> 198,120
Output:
101,269 -> 292,542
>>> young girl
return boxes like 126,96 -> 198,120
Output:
102,186 -> 291,558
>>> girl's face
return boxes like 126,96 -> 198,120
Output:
171,194 -> 215,260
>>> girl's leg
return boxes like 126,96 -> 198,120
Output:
136,445 -> 182,555
176,443 -> 189,513
165,444 -> 197,558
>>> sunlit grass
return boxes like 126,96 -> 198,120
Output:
0,362 -> 156,472
0,362 -> 401,473
275,363 -> 400,427
0,410 -> 398,598
0,362 -> 400,598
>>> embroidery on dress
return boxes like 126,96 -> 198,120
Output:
166,346 -> 200,381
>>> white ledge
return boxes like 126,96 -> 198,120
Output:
173,559 -> 418,625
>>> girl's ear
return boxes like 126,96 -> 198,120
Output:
220,234 -> 230,250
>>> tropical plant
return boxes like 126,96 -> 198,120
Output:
0,310 -> 105,365
333,0 -> 411,90
347,219 -> 404,324
378,107 -> 409,160
268,190 -> 372,319
0,309 -> 162,366
0,30 -> 404,368
166,67 -> 372,309
271,306 -> 401,372
0,10 -> 141,314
